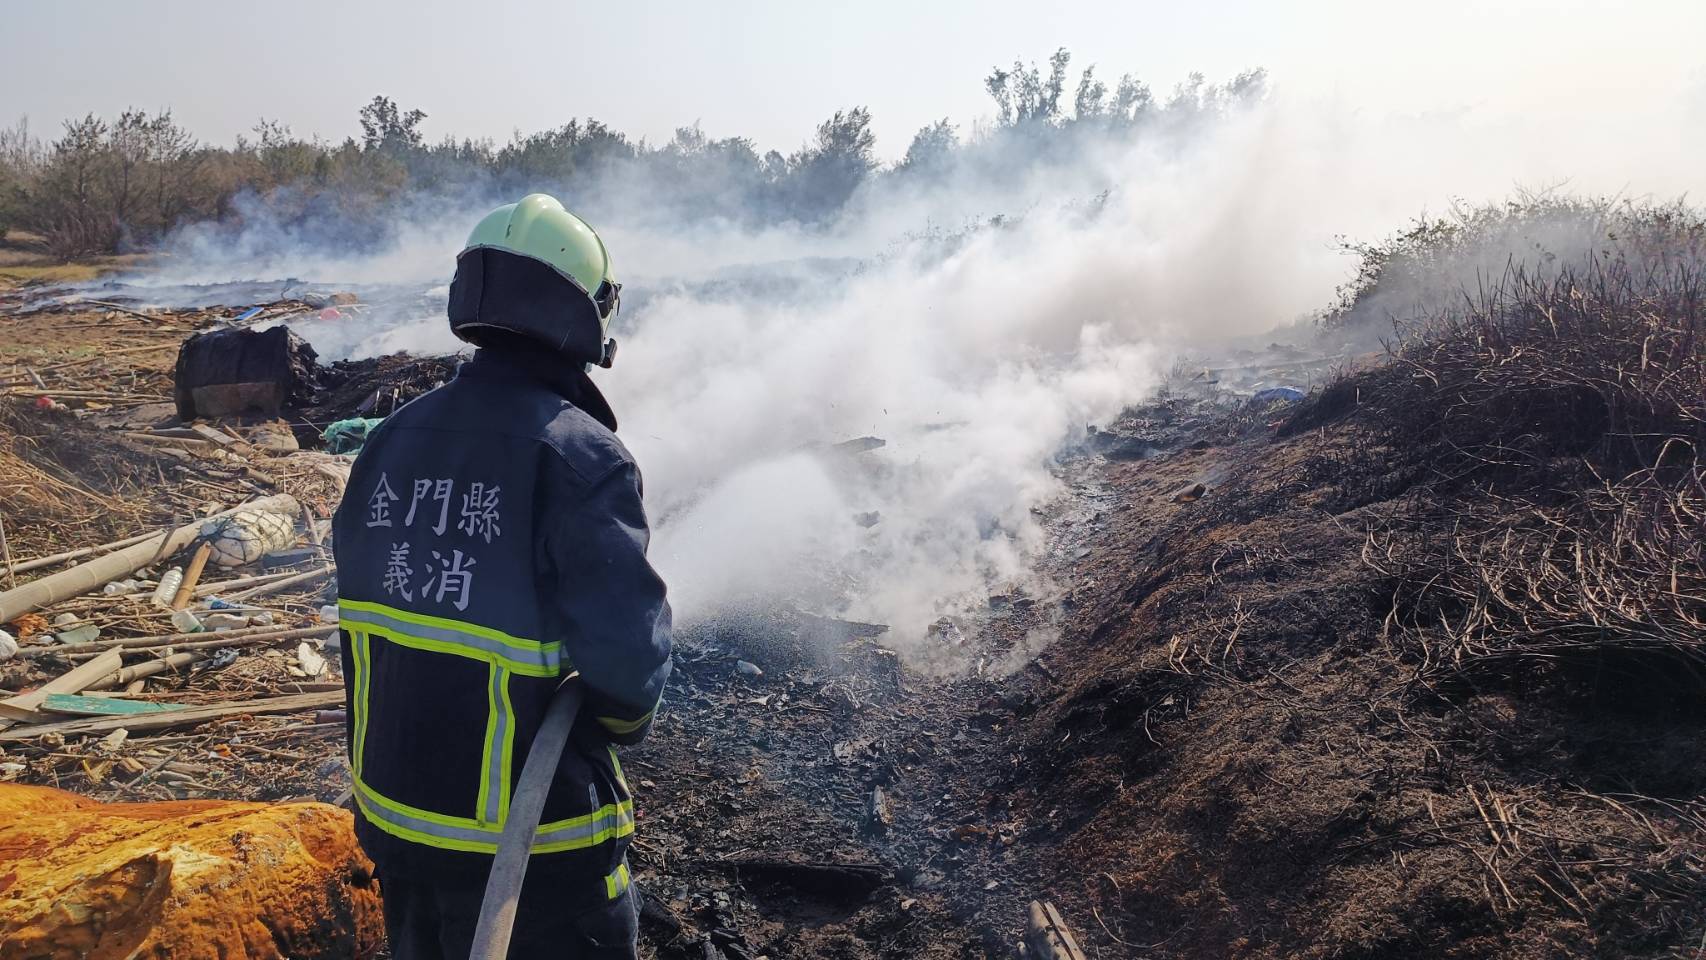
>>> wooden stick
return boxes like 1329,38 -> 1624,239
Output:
227,565 -> 333,603
35,624 -> 334,658
76,299 -> 159,321
0,689 -> 344,741
0,650 -> 125,729
302,503 -> 324,546
124,433 -> 217,449
171,542 -> 212,610
193,568 -> 299,598
0,513 -> 14,589
2,392 -> 170,406
104,629 -> 334,656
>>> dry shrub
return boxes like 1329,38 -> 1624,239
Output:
1346,219 -> 1706,702
0,400 -> 164,558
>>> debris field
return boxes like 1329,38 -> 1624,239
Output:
2,266 -> 1703,960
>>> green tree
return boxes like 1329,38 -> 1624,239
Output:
784,107 -> 876,223
358,96 -> 427,151
0,118 -> 43,241
986,48 -> 1073,127
899,119 -> 957,173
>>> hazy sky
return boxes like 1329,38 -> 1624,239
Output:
6,0 -> 1704,159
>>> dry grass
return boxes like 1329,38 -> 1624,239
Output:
1344,254 -> 1706,698
0,235 -> 149,287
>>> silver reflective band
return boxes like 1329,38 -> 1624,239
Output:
483,665 -> 510,824
339,603 -> 561,672
354,777 -> 635,854
536,803 -> 634,847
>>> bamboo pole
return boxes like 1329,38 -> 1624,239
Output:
85,651 -> 206,691
32,623 -> 333,659
0,494 -> 298,624
8,529 -> 164,575
94,628 -> 335,657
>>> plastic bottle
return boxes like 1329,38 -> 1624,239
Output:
170,609 -> 204,633
152,568 -> 185,608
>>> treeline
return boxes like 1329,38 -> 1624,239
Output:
0,50 -> 1265,257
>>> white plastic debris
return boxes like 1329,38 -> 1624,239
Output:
203,509 -> 296,568
201,612 -> 251,631
170,609 -> 204,633
297,642 -> 327,678
0,629 -> 17,661
151,567 -> 185,607
54,624 -> 100,645
318,604 -> 339,623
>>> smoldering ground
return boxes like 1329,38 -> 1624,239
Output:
95,74 -> 1706,670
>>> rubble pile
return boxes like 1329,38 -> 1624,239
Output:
0,300 -> 391,957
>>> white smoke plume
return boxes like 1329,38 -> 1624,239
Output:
109,81 -> 1706,666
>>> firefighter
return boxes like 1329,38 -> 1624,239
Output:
332,193 -> 672,959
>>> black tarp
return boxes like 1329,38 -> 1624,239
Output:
173,326 -> 321,421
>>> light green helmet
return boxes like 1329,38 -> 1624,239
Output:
448,193 -> 622,366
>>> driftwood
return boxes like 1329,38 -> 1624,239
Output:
1023,901 -> 1088,960
0,651 -> 125,729
84,651 -> 206,691
0,689 -> 344,741
0,494 -> 298,623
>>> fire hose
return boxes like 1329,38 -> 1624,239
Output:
467,676 -> 585,960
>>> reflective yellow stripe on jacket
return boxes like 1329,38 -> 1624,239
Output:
342,601 -> 634,880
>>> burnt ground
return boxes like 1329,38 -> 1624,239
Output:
292,354 -> 459,442
5,293 -> 1702,959
625,377 -> 1706,960
620,396 -> 1282,960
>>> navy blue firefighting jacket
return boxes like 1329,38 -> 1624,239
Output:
332,347 -> 672,904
